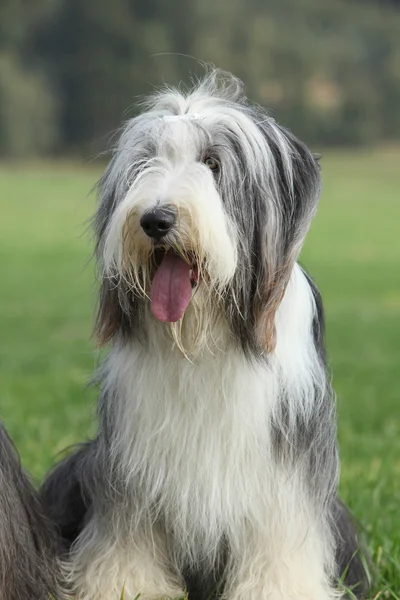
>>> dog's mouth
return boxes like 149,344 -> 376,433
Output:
150,247 -> 199,323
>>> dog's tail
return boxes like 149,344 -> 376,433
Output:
334,497 -> 371,599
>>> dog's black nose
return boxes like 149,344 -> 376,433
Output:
140,209 -> 174,240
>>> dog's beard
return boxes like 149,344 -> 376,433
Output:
121,210 -> 202,322
114,213 -> 233,356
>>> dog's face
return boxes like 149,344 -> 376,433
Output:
95,71 -> 321,355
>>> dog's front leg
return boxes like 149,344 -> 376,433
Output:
223,516 -> 339,600
63,520 -> 186,600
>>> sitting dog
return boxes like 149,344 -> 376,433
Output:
0,423 -> 61,600
41,70 -> 369,600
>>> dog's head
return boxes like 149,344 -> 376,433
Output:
94,70 -> 321,355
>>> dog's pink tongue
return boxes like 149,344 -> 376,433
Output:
151,251 -> 192,322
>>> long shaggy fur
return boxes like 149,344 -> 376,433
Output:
41,69 -> 369,600
0,423 -> 62,600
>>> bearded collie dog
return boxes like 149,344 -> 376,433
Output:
0,423 -> 61,599
41,70 -> 369,600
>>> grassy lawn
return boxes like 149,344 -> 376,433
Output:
0,151 -> 399,596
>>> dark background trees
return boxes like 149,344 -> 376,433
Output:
1,0 -> 399,157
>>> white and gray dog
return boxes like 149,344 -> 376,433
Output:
41,70 -> 369,600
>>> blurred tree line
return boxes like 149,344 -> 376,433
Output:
0,0 -> 400,157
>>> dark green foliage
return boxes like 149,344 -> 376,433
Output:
0,1 -> 400,153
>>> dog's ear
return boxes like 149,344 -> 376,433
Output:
93,159 -> 127,346
253,125 -> 321,352
94,278 -> 123,346
94,275 -> 139,346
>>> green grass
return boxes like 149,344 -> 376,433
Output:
0,150 -> 399,596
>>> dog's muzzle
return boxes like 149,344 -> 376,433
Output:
135,207 -> 199,324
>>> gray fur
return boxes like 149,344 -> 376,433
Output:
0,423 -> 62,599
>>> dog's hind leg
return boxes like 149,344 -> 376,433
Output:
333,497 -> 370,598
40,441 -> 94,550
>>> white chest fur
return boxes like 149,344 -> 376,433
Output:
102,265 -> 322,564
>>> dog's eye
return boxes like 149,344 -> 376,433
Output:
204,157 -> 219,172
